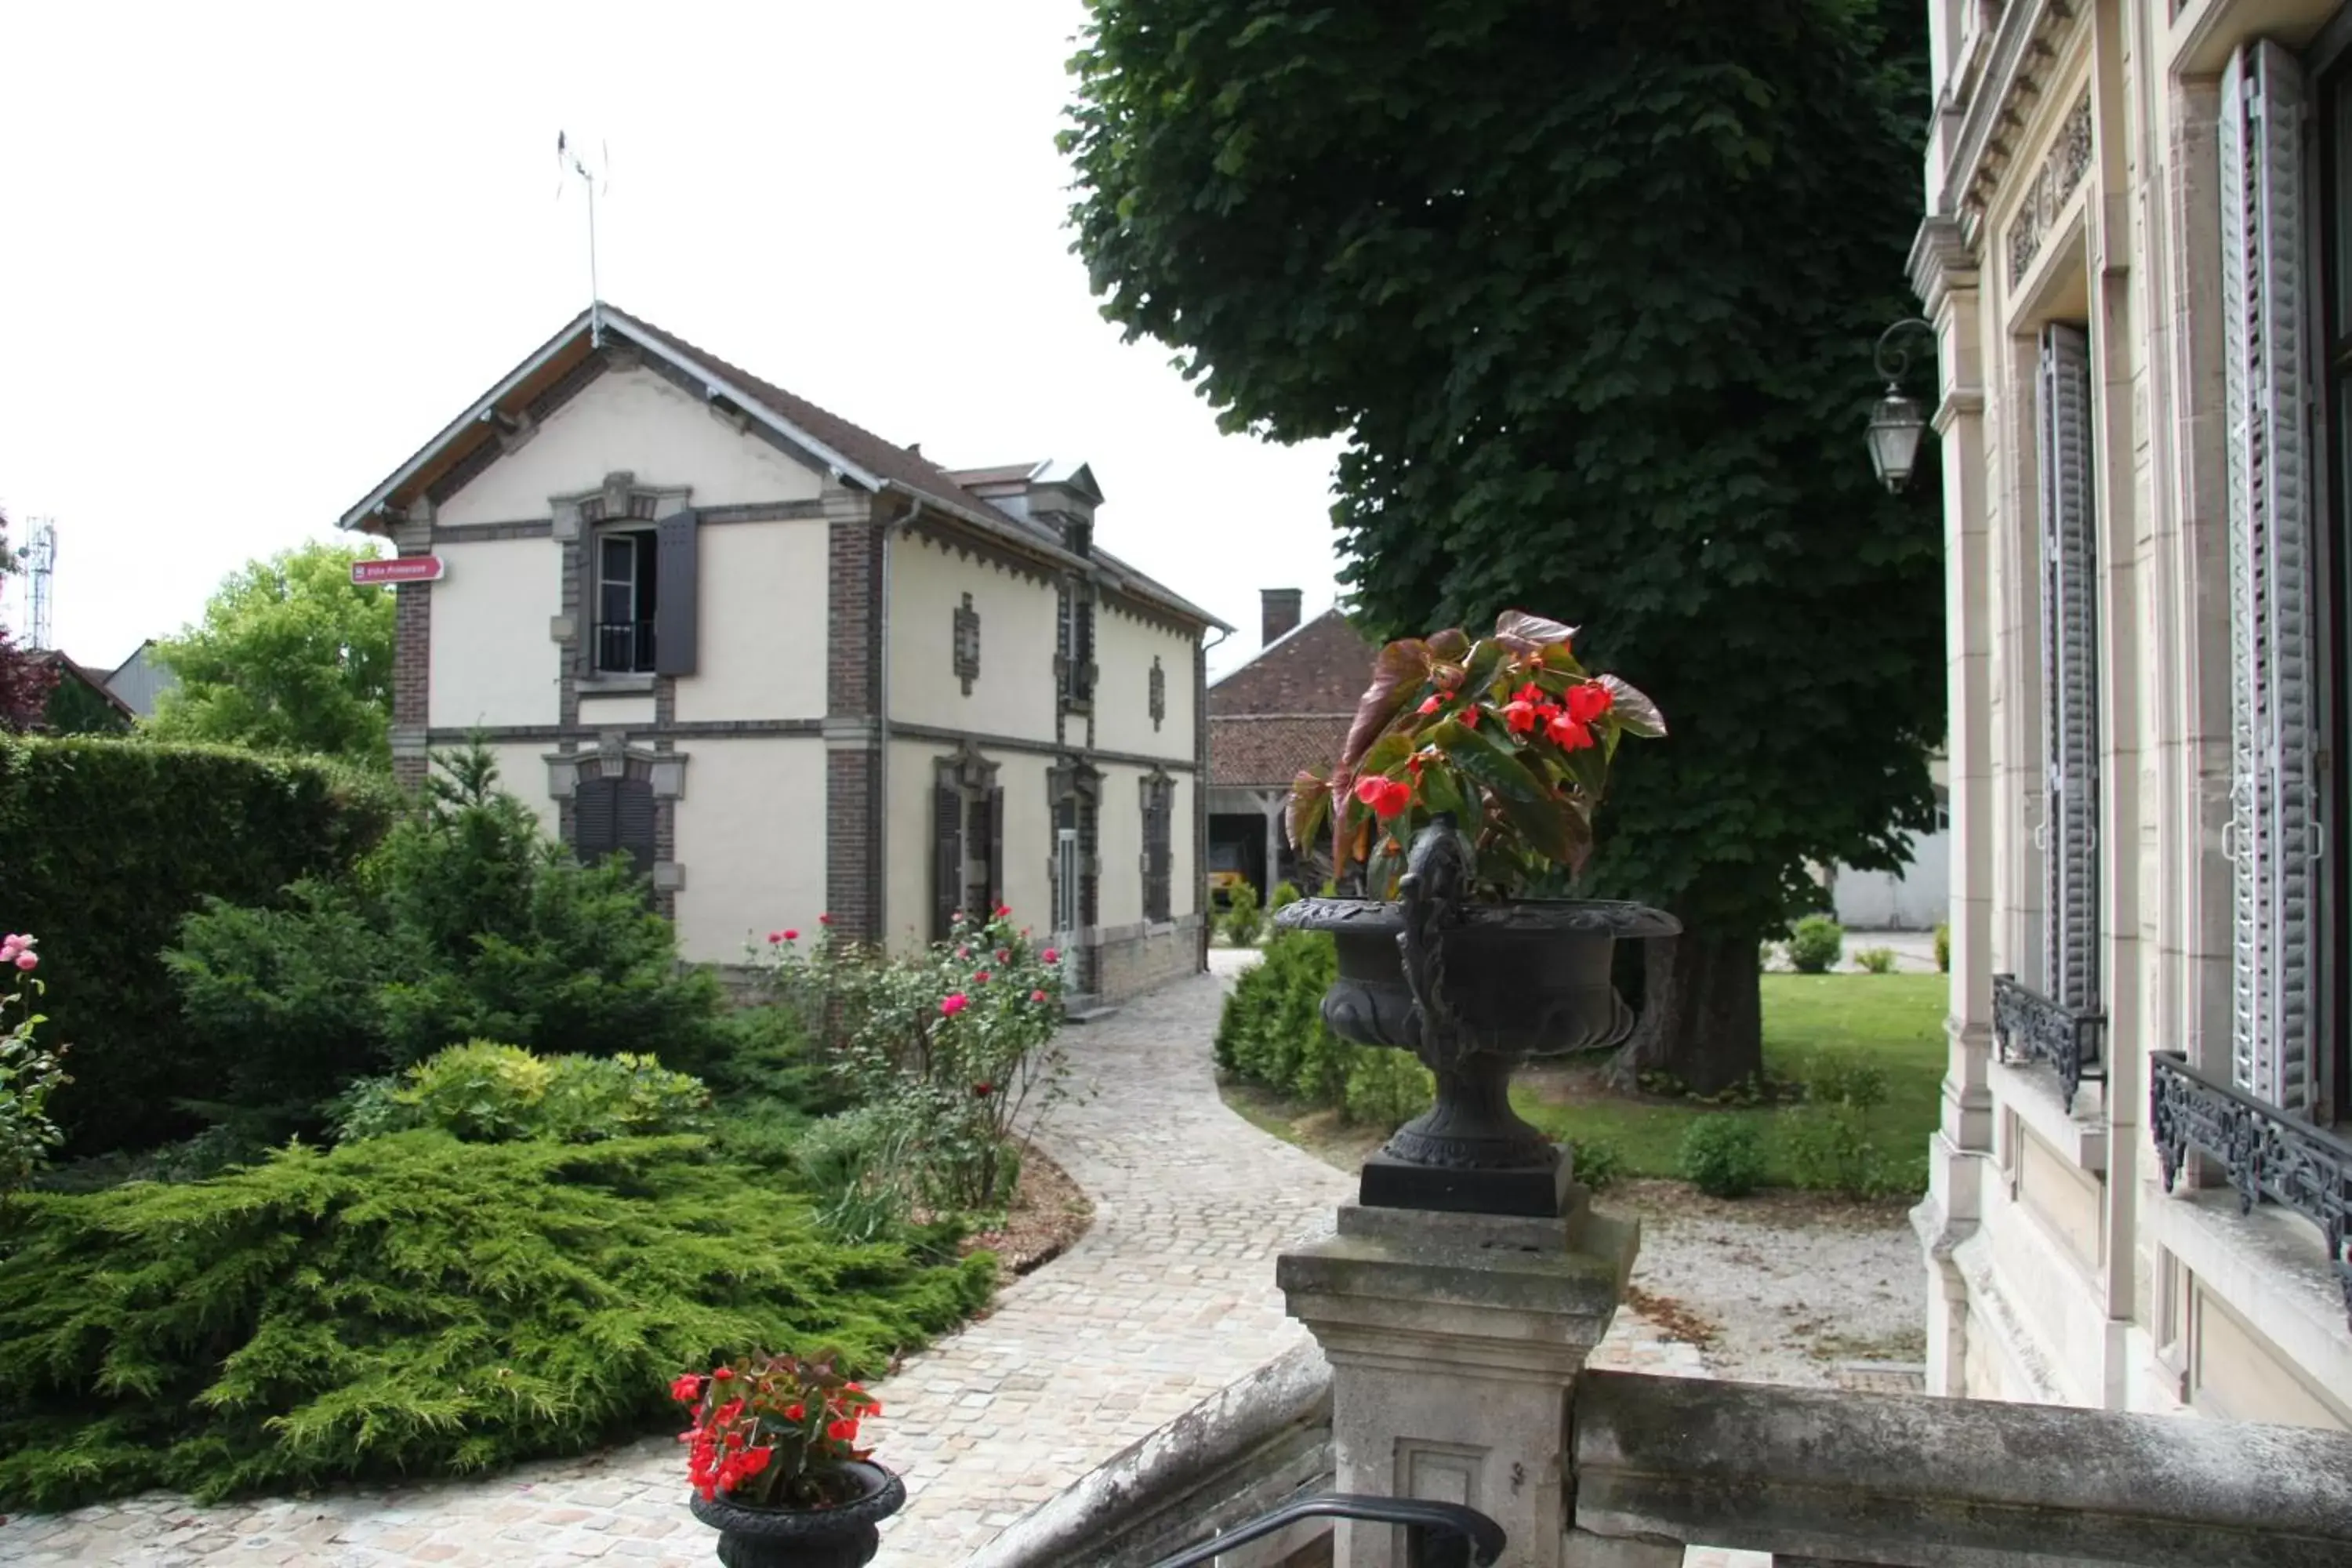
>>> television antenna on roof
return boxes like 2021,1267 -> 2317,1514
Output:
556,132 -> 610,344
18,520 -> 55,652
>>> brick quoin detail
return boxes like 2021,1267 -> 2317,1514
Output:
826,750 -> 880,942
392,574 -> 431,792
826,497 -> 886,943
827,510 -> 884,716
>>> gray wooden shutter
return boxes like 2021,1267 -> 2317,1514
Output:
617,778 -> 657,883
2037,321 -> 2099,1011
933,779 -> 962,943
2221,39 -> 2320,1112
987,785 -> 1006,913
574,777 -> 616,862
653,510 -> 699,677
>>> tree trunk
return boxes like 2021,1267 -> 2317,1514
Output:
1608,927 -> 1762,1096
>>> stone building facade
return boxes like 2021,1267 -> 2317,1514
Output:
1913,0 -> 2350,1425
338,303 -> 1219,1001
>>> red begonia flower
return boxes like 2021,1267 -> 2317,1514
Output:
1566,681 -> 1613,724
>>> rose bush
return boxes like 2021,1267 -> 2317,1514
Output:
0,932 -> 66,1216
750,909 -> 1069,1212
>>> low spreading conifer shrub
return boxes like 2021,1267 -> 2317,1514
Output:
0,1131 -> 993,1509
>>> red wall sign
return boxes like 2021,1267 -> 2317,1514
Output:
351,557 -> 445,586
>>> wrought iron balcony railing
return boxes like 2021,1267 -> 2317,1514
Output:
1149,1493 -> 1504,1568
1991,973 -> 2105,1112
2152,1051 -> 2352,1330
594,619 -> 656,674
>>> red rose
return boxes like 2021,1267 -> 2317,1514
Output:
974,970 -> 992,984
1031,989 -> 1049,1003
782,929 -> 799,942
974,1081 -> 994,1098
819,913 -> 833,925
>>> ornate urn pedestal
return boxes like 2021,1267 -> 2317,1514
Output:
1273,819 -> 1678,1218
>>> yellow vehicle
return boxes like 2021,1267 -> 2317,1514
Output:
1207,843 -> 1252,908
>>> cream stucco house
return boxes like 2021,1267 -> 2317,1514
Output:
1911,0 -> 2350,1425
338,303 -> 1220,1001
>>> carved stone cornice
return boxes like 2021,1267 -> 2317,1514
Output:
1908,215 -> 1980,315
2006,93 -> 2095,287
1940,0 -> 2086,248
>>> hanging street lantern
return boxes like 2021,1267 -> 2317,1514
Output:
1867,318 -> 1936,493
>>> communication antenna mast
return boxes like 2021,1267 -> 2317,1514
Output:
18,521 -> 55,651
556,132 -> 611,344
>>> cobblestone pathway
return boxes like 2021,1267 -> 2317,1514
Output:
0,970 -> 1354,1567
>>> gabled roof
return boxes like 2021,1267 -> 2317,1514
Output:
1210,713 -> 1352,788
333,303 -> 1223,631
1209,608 -> 1377,717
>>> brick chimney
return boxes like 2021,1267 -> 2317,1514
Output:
1261,588 -> 1304,648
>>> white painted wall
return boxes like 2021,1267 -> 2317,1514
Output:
1833,829 -> 1951,931
1092,607 -> 1198,761
428,536 -> 560,728
886,532 -> 1059,740
489,742 -> 558,838
436,362 -> 823,526
673,520 -> 830,721
576,693 -> 655,728
996,753 -> 1054,938
671,738 -> 828,964
1095,763 -> 1145,928
884,737 -> 938,954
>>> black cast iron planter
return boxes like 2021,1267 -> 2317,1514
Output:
1275,818 -> 1677,1217
689,1461 -> 906,1568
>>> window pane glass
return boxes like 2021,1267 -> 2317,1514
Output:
2335,82 -> 2352,331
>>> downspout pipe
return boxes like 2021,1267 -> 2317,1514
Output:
1197,623 -> 1230,974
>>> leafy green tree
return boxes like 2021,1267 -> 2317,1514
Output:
148,540 -> 394,767
1064,0 -> 1942,1089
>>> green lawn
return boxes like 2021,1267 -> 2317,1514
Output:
1515,972 -> 1947,1187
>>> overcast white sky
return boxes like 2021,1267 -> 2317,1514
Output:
0,1 -> 1345,677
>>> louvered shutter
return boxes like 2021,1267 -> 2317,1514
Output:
615,778 -> 657,883
575,776 -> 617,862
987,786 -> 1007,913
2220,40 -> 2320,1112
933,780 -> 962,943
2037,321 -> 2100,1011
653,510 -> 700,677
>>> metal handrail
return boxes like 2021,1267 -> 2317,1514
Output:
1145,1492 -> 1505,1568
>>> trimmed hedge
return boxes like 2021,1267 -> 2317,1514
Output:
1215,931 -> 1433,1130
0,737 -> 396,1153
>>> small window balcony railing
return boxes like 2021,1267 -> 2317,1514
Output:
2151,1050 -> 2352,1330
594,620 -> 656,675
1991,973 -> 2106,1112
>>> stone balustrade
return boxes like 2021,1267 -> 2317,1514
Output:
1568,1368 -> 2352,1568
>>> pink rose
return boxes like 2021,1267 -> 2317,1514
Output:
940,993 -> 970,1018
819,913 -> 833,926
782,929 -> 799,942
14,952 -> 35,973
1041,947 -> 1059,964
767,931 -> 786,945
974,970 -> 992,985
1031,989 -> 1048,1004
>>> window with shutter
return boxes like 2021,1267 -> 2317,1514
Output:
932,779 -> 962,944
2037,321 -> 2100,1013
592,532 -> 659,673
1142,775 -> 1174,924
2222,39 -> 2322,1114
652,510 -> 699,677
572,775 -> 656,884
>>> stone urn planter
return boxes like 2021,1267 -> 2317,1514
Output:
1277,819 -> 1677,1217
688,1461 -> 906,1568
